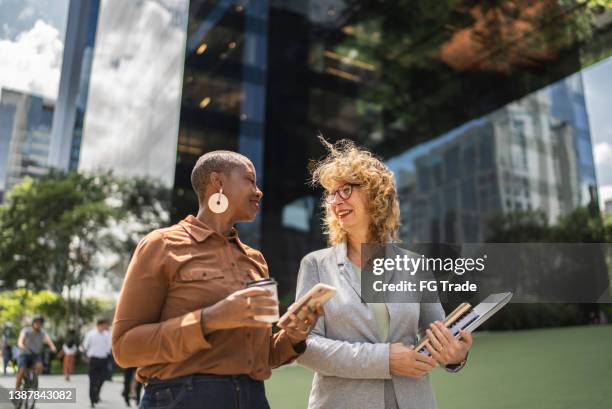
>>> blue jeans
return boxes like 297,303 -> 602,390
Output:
139,374 -> 271,409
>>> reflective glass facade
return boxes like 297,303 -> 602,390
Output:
175,1 -> 611,294
80,0 -> 188,187
0,0 -> 99,198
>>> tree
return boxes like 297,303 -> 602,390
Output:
0,289 -> 107,341
487,206 -> 612,243
96,176 -> 172,290
0,171 -> 170,327
484,206 -> 611,328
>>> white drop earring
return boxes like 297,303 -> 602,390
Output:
208,187 -> 229,214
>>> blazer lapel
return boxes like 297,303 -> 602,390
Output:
333,242 -> 363,301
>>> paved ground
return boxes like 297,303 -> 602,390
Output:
0,374 -> 132,409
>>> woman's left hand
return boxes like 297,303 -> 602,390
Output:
424,321 -> 472,365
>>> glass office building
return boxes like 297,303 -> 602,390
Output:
0,0 -> 100,200
0,89 -> 55,198
78,1 -> 611,295
167,0 -> 610,293
48,0 -> 101,172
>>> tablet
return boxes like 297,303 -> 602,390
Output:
277,283 -> 336,327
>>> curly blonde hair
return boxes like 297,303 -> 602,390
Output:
310,137 -> 400,246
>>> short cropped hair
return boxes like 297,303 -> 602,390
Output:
191,150 -> 249,199
96,318 -> 109,326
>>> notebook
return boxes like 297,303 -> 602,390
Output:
416,292 -> 513,356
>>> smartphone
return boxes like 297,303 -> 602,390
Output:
277,283 -> 336,328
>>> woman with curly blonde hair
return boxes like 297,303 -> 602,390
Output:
295,138 -> 472,409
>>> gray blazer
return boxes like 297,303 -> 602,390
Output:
295,242 -> 449,409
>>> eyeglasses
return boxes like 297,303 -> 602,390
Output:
325,184 -> 360,204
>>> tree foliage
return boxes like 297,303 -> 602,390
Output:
0,171 -> 170,327
331,0 -> 612,157
0,289 -> 107,340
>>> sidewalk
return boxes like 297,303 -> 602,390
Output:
0,385 -> 11,409
0,374 -> 129,409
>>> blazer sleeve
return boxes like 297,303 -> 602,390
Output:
295,254 -> 391,380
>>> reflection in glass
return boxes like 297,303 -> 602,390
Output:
176,0 -> 269,247
387,71 -> 597,243
170,0 -> 612,295
80,0 -> 189,188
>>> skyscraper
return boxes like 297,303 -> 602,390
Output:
0,0 -> 100,202
170,1 -> 609,293
0,88 -> 54,197
48,0 -> 100,171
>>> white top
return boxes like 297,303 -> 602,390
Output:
62,344 -> 77,355
82,329 -> 112,359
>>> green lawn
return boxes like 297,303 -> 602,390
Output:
265,325 -> 612,409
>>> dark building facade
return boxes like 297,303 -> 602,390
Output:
173,0 -> 610,296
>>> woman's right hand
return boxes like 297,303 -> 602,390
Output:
389,343 -> 438,378
201,287 -> 278,333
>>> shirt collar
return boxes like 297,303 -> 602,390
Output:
179,215 -> 249,253
179,215 -> 214,242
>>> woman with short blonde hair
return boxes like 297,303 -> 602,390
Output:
296,138 -> 473,409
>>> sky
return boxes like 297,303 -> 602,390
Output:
0,0 -> 610,209
0,0 -> 68,40
0,0 -> 69,99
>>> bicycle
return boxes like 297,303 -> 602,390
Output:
13,360 -> 39,409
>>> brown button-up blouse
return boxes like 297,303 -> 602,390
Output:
112,215 -> 302,382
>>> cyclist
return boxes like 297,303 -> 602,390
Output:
15,316 -> 57,389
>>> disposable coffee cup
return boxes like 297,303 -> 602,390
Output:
245,278 -> 279,323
